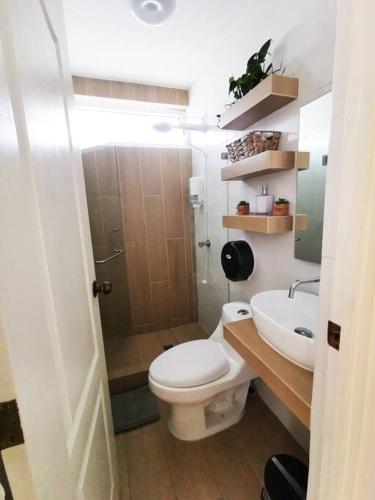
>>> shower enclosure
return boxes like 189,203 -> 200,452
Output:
82,145 -> 198,366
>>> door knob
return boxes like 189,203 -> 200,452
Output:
92,280 -> 112,298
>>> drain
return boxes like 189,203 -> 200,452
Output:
294,327 -> 314,339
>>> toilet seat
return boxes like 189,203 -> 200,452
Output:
149,339 -> 230,388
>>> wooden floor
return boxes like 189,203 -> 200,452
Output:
116,394 -> 308,500
105,323 -> 208,392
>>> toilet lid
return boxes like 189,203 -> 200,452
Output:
149,340 -> 230,388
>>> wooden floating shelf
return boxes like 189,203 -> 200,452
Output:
224,319 -> 313,428
221,150 -> 295,181
223,215 -> 293,234
220,74 -> 299,131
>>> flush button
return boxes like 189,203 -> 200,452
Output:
237,309 -> 249,315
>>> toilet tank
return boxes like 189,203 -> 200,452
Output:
210,302 -> 251,343
222,302 -> 251,324
210,301 -> 254,372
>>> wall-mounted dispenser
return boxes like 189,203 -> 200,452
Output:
221,240 -> 254,281
189,177 -> 204,208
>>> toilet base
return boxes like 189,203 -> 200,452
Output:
167,382 -> 250,441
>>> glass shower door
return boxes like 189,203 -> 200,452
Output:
81,146 -> 133,342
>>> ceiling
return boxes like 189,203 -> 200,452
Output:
62,0 -> 251,89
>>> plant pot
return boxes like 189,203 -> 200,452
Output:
272,203 -> 289,216
237,203 -> 250,215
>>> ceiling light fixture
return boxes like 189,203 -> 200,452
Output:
130,0 -> 176,26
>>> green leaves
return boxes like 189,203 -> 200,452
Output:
229,39 -> 285,101
258,39 -> 271,62
229,76 -> 237,93
265,63 -> 273,75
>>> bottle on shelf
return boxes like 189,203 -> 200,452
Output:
256,184 -> 274,215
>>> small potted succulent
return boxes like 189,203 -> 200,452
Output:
273,198 -> 289,216
236,200 -> 250,215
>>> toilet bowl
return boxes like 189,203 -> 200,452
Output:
149,302 -> 257,441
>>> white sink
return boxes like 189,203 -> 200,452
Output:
250,290 -> 318,371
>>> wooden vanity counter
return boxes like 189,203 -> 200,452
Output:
224,318 -> 313,429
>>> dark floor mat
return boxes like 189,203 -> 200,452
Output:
110,384 -> 160,434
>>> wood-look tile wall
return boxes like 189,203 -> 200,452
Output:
117,147 -> 197,334
82,146 -> 197,338
72,75 -> 189,107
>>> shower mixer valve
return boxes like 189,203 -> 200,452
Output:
198,240 -> 211,248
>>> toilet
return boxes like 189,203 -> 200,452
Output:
149,302 -> 257,441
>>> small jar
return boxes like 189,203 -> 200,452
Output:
236,201 -> 250,215
272,201 -> 289,216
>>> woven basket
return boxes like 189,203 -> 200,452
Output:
226,131 -> 281,163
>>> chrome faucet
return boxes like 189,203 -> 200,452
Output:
288,277 -> 320,298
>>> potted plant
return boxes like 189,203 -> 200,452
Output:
236,200 -> 250,215
273,198 -> 289,216
228,39 -> 285,101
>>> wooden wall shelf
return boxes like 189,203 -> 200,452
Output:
224,319 -> 313,428
223,215 -> 293,234
221,150 -> 295,181
220,74 -> 299,131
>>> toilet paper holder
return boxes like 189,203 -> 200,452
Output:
221,240 -> 254,282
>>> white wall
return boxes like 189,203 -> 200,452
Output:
189,0 -> 337,450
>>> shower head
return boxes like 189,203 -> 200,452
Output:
153,121 -> 174,133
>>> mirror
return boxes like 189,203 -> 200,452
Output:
295,92 -> 332,264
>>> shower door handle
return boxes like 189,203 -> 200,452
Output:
92,280 -> 112,298
95,250 -> 124,265
94,227 -> 124,265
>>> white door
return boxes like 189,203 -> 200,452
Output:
0,0 -> 118,498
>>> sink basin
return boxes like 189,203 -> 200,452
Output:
250,290 -> 318,371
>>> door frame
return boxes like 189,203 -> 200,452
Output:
308,0 -> 375,497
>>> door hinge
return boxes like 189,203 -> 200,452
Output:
327,320 -> 341,351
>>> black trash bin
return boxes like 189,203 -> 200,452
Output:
261,454 -> 308,500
